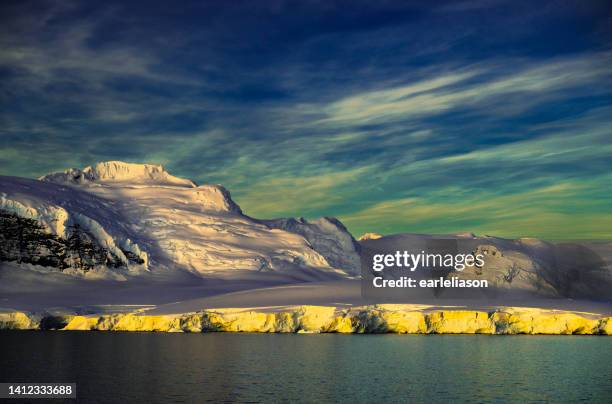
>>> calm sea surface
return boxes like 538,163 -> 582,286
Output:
1,332 -> 610,403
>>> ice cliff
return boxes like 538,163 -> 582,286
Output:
1,305 -> 610,335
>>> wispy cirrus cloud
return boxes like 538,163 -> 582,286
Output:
310,52 -> 612,128
336,109 -> 612,238
1,0 -> 611,239
340,182 -> 612,240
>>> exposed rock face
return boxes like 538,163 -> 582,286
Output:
1,176 -> 150,272
0,210 -> 142,271
2,306 -> 610,335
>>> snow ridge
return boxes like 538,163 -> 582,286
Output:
261,217 -> 361,276
40,161 -> 196,188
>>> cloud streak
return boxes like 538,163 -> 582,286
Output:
1,1 -> 611,239
313,52 -> 612,128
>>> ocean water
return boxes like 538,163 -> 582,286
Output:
1,332 -> 610,403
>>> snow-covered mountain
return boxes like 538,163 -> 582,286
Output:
360,233 -> 612,300
2,161 -> 610,303
0,161 -> 361,280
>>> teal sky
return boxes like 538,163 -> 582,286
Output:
1,1 -> 611,239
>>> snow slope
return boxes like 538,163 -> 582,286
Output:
360,233 -> 612,300
0,161 -> 360,280
260,217 -> 361,276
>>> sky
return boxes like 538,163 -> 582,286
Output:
1,0 -> 611,239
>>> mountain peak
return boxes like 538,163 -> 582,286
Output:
357,232 -> 383,241
40,161 -> 197,188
